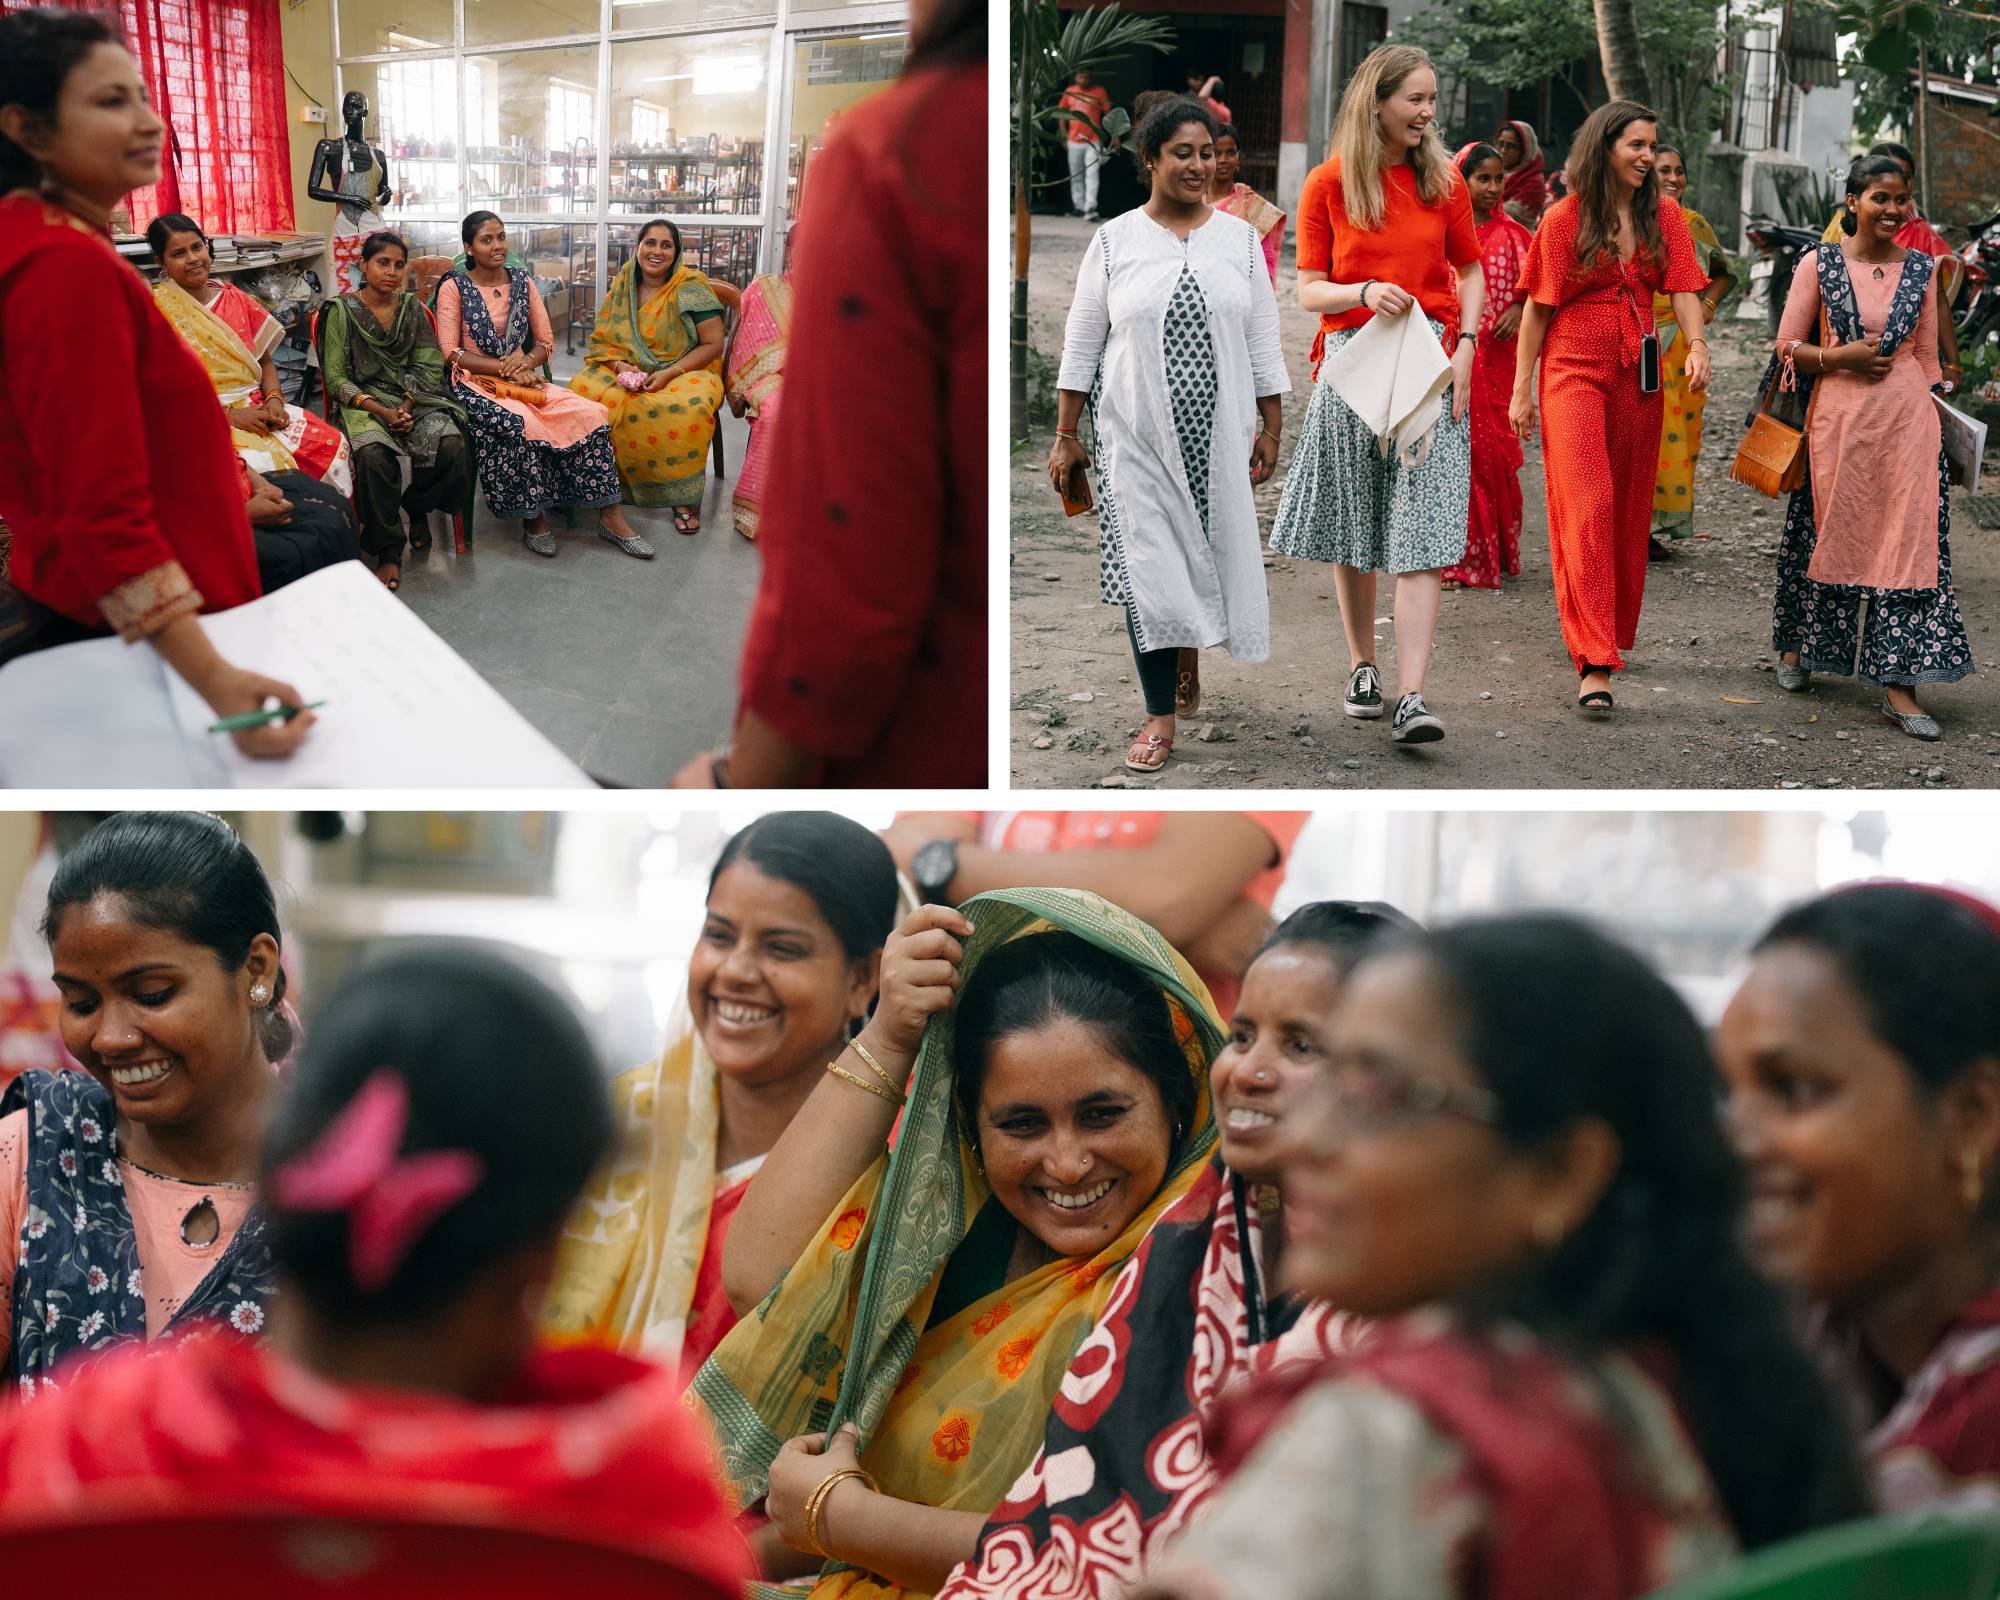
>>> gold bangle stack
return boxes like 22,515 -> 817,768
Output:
804,1465 -> 878,1558
827,1039 -> 908,1108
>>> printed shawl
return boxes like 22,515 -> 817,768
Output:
935,1157 -> 1351,1600
2,1069 -> 274,1399
689,888 -> 1224,1600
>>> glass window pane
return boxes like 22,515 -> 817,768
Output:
337,0 -> 453,55
607,221 -> 758,293
609,0 -> 772,29
608,34 -> 768,219
470,45 -> 601,217
784,29 -> 904,229
339,59 -> 463,219
465,0 -> 601,49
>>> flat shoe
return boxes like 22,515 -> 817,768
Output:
1882,699 -> 1942,741
1125,733 -> 1172,772
1776,662 -> 1810,692
523,526 -> 558,558
598,522 -> 655,559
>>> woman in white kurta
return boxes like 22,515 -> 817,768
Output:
1048,97 -> 1290,774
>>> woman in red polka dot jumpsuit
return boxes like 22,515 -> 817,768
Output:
1510,101 -> 1709,713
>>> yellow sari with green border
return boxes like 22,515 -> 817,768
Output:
689,887 -> 1223,1600
1652,206 -> 1725,538
570,259 -> 727,509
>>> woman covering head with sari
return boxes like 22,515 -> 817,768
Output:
725,272 -> 792,541
1209,125 -> 1286,287
936,902 -> 1412,1600
694,887 -> 1223,1599
1493,119 -> 1545,227
571,217 -> 727,536
147,213 -> 352,497
546,812 -> 898,1387
322,231 -> 471,588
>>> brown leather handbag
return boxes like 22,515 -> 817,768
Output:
1730,310 -> 1825,498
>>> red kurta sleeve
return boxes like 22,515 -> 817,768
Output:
2,248 -> 202,637
1443,177 -> 1481,269
735,97 -> 961,768
1295,162 -> 1336,276
1518,197 -> 1574,306
1656,198 -> 1707,295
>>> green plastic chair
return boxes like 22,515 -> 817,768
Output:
1643,1510 -> 2000,1600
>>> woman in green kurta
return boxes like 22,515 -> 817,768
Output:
571,218 -> 726,534
322,231 -> 470,586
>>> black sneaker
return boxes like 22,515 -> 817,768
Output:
1391,691 -> 1444,743
1343,662 -> 1384,720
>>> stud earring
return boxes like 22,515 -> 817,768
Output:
249,983 -> 271,1007
1964,1149 -> 1985,1212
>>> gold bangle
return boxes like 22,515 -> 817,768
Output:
805,1466 -> 878,1558
828,1061 -> 904,1107
849,1038 -> 902,1096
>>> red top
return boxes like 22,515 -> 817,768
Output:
677,1168 -> 754,1391
1296,156 -> 1481,353
1060,84 -> 1111,144
736,62 -> 986,787
0,1335 -> 755,1591
1518,193 -> 1707,366
0,197 -> 259,641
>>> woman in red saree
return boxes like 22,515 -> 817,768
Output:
0,9 -> 311,756
0,944 -> 753,1593
1137,914 -> 1868,1600
1443,143 -> 1530,591
1210,125 -> 1286,287
1493,119 -> 1545,227
1717,884 -> 2000,1512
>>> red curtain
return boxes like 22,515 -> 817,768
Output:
3,0 -> 295,232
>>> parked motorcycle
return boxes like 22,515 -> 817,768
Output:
1955,208 -> 2000,356
1745,218 -> 1823,334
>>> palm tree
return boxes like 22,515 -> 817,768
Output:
1012,0 -> 1175,439
1593,0 -> 1655,105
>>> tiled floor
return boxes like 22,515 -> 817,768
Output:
398,353 -> 756,789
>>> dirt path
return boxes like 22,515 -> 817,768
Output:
1010,215 -> 2000,791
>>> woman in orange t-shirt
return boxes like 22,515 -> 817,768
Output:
1270,45 -> 1483,748
1509,100 -> 1707,715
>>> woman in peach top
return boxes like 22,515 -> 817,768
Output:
1768,154 -> 1970,741
1,812 -> 283,1396
438,211 -> 650,560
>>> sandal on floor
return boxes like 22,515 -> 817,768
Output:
1125,732 -> 1172,773
408,519 -> 433,555
376,563 -> 401,592
1175,649 -> 1201,716
1576,672 -> 1613,713
672,506 -> 700,535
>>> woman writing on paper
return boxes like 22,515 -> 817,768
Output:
1047,97 -> 1288,776
1269,44 -> 1482,746
0,8 -> 311,756
1766,154 -> 1969,741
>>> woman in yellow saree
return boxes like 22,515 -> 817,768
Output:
545,812 -> 898,1390
692,886 -> 1221,1600
1649,145 -> 1734,558
570,218 -> 726,534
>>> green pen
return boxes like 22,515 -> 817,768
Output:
208,700 -> 327,734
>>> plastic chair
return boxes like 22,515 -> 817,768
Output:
310,301 -> 470,557
0,1507 -> 741,1599
707,278 -> 741,481
1642,1509 -> 2000,1600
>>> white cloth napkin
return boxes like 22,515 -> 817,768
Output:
1322,308 -> 1454,469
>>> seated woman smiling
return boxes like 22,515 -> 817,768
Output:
694,887 -> 1222,1599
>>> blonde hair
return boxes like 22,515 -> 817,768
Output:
1327,44 -> 1455,230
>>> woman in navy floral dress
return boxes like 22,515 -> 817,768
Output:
0,813 -> 282,1396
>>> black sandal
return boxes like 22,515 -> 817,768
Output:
1576,669 -> 1613,713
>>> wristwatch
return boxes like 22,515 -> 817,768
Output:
912,839 -> 960,906
1455,329 -> 1479,351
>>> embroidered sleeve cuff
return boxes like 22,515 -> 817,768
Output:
99,561 -> 202,643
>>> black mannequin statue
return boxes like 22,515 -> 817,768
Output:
309,90 -> 391,293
